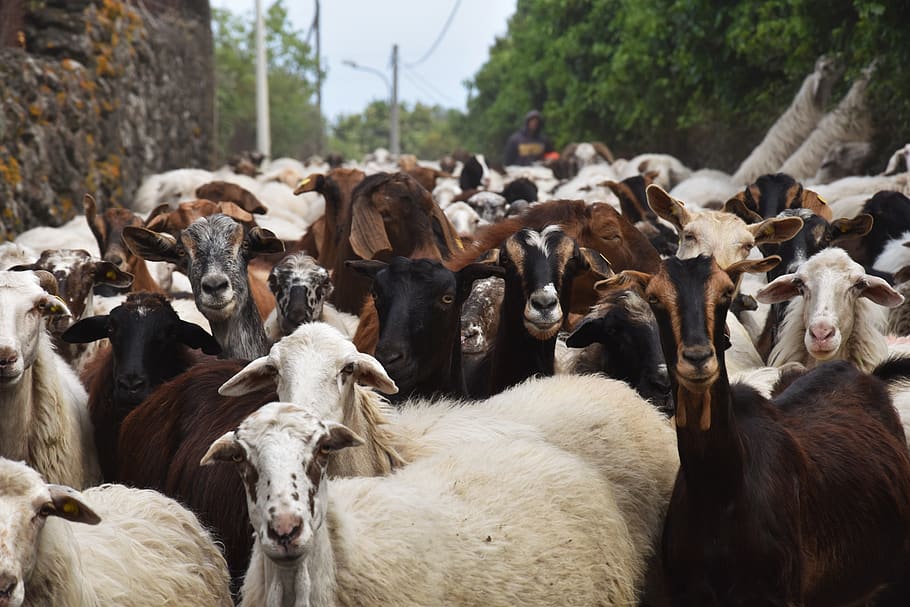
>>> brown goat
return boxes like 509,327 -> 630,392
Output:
144,199 -> 257,236
293,168 -> 366,269
195,181 -> 269,215
611,254 -> 910,605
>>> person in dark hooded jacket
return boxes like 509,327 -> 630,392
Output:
503,110 -> 554,166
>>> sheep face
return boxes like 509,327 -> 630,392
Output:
218,323 -> 397,411
757,248 -> 903,361
444,202 -> 485,239
0,272 -> 71,387
268,253 -> 332,336
0,459 -> 99,607
201,403 -> 361,562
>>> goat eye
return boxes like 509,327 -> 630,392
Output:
647,294 -> 660,305
854,279 -> 868,290
231,452 -> 245,463
38,503 -> 53,518
341,362 -> 355,375
440,294 -> 455,304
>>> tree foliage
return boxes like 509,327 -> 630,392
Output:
213,1 -> 322,161
464,0 -> 910,171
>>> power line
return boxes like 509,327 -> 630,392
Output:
403,67 -> 455,106
401,69 -> 449,106
404,0 -> 462,67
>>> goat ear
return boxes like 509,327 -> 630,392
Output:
604,181 -> 644,222
246,227 -> 285,257
196,181 -> 268,215
83,194 -> 107,244
177,320 -> 222,355
35,293 -> 71,318
595,270 -> 651,296
646,184 -> 689,230
860,276 -> 904,308
895,265 -> 910,285
200,431 -> 243,466
343,352 -> 397,395
143,203 -> 172,231
456,263 -> 505,302
345,259 -> 388,280
565,316 -> 606,349
750,216 -> 803,245
217,202 -> 255,225
578,248 -> 613,280
723,195 -> 764,224
475,248 -> 500,265
755,276 -> 801,306
61,315 -> 110,344
122,227 -> 182,264
830,214 -> 873,243
799,189 -> 832,221
350,199 -> 392,260
320,422 -> 365,453
726,255 -> 781,285
219,356 -> 278,396
46,485 -> 101,525
294,173 -> 326,195
91,261 -> 133,288
429,202 -> 463,256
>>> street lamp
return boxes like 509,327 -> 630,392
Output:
342,48 -> 400,156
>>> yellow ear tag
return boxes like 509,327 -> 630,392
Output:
763,226 -> 775,238
105,270 -> 117,280
817,195 -> 827,204
670,206 -> 680,216
455,236 -> 464,250
62,501 -> 78,515
297,178 -> 310,188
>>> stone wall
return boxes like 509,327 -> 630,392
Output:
0,0 -> 214,238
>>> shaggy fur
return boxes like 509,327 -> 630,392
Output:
732,56 -> 842,184
0,458 -> 231,606
204,402 -> 643,607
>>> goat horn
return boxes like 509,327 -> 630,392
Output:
33,270 -> 58,296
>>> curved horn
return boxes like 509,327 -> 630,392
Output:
33,270 -> 59,296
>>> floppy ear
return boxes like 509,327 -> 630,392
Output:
429,202 -> 463,256
294,173 -> 326,195
200,431 -> 244,466
196,181 -> 268,215
122,226 -> 182,264
342,351 -> 398,395
83,193 -> 107,244
591,141 -> 615,163
723,195 -> 764,224
726,255 -> 781,286
345,259 -> 388,280
578,248 -> 613,280
860,276 -> 904,307
647,184 -> 689,230
61,315 -> 110,344
830,214 -> 873,243
217,202 -> 255,225
350,197 -> 392,260
218,356 -> 277,396
603,180 -> 645,223
799,189 -> 832,221
143,203 -> 173,231
319,422 -> 365,453
176,320 -> 222,355
750,216 -> 804,245
565,316 -> 609,349
246,227 -> 285,257
46,485 -> 101,525
456,262 -> 505,302
91,261 -> 133,289
595,270 -> 651,296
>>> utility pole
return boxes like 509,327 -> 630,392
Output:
314,0 -> 323,154
255,0 -> 271,159
390,43 -> 400,157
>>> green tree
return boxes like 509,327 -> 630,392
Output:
212,1 -> 322,161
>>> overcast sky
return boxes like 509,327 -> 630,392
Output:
210,0 -> 516,121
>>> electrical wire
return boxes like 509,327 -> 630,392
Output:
404,67 -> 455,105
404,0 -> 462,67
402,69 -> 450,106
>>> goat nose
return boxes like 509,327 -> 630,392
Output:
810,323 -> 836,341
0,574 -> 17,598
117,376 -> 146,393
682,346 -> 713,367
530,290 -> 558,311
105,254 -> 124,268
201,275 -> 229,295
268,514 -> 303,547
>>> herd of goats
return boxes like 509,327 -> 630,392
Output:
4,60 -> 910,606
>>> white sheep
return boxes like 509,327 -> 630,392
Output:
757,247 -> 903,372
619,153 -> 692,191
132,168 -> 215,213
872,232 -> 910,275
0,457 -> 231,606
732,55 -> 841,185
14,216 -> 98,257
553,163 -> 621,206
443,201 -> 486,239
0,271 -> 100,488
668,169 -> 740,209
779,64 -> 875,180
203,401 -> 642,607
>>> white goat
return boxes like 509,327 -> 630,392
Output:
779,64 -> 875,180
668,169 -> 740,209
553,164 -> 621,206
757,247 -> 903,372
0,271 -> 99,488
132,168 -> 215,213
619,153 -> 692,191
732,55 -> 841,185
203,401 -> 642,607
443,201 -> 486,239
0,457 -> 231,606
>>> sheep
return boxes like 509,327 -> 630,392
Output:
202,401 -> 642,607
757,247 -> 903,372
443,200 -> 485,239
814,173 -> 910,209
464,190 -> 509,223
812,140 -> 873,184
779,63 -> 875,180
619,153 -> 692,191
883,142 -> 910,176
0,243 -> 36,270
264,252 -> 358,341
839,190 -> 910,271
14,216 -> 98,256
873,232 -> 910,276
0,270 -> 100,489
132,168 -> 215,213
732,55 -> 842,185
667,169 -> 740,209
0,457 -> 232,606
553,163 -> 622,205
633,253 -> 910,605
123,215 -> 284,360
